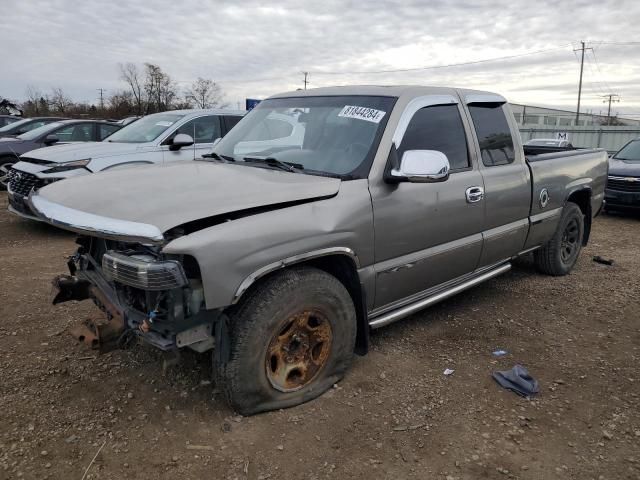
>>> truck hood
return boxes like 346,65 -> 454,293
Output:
608,157 -> 640,176
30,161 -> 341,241
23,141 -> 146,164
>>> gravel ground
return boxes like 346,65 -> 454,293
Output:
0,192 -> 639,480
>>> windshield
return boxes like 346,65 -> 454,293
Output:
0,118 -> 31,133
213,95 -> 396,178
613,140 -> 640,161
104,113 -> 184,143
17,122 -> 64,140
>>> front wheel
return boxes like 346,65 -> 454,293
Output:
534,202 -> 584,276
215,266 -> 357,415
0,159 -> 15,191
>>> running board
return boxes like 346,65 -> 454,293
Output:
368,263 -> 512,329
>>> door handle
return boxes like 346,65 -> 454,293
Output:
465,186 -> 484,203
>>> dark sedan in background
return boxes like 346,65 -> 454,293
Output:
0,119 -> 120,189
0,115 -> 22,128
0,116 -> 66,138
605,138 -> 640,211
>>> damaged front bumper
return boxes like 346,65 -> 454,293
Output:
54,243 -> 219,354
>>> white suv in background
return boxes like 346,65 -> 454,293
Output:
7,109 -> 244,219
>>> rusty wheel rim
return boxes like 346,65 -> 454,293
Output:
265,310 -> 333,393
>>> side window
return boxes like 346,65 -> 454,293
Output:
223,115 -> 242,132
99,124 -> 120,140
398,104 -> 470,170
23,121 -> 46,132
173,116 -> 221,144
55,124 -> 93,142
468,104 -> 515,167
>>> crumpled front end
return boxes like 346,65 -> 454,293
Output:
53,235 -> 218,353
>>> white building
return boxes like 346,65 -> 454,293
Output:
510,103 -> 640,127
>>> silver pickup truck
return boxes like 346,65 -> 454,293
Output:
28,86 -> 607,415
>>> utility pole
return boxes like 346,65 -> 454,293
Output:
574,41 -> 593,125
97,88 -> 105,110
302,71 -> 309,90
602,94 -> 620,125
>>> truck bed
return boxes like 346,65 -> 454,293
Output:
522,147 -> 608,250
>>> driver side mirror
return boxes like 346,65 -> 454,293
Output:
169,133 -> 194,151
212,137 -> 221,147
44,134 -> 59,145
389,150 -> 450,183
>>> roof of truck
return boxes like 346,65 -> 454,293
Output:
269,85 -> 506,101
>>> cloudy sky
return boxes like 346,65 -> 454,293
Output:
3,0 -> 640,117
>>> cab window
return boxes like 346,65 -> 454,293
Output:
398,104 -> 470,171
468,104 -> 515,166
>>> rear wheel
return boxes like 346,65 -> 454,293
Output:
534,202 -> 584,275
215,267 -> 357,415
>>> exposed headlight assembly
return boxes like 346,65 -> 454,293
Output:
102,251 -> 188,291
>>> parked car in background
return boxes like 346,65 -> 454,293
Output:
524,138 -> 574,148
29,85 -> 607,414
0,117 -> 66,138
0,115 -> 22,128
0,119 -> 121,190
605,138 -> 640,210
7,109 -> 244,219
118,116 -> 142,126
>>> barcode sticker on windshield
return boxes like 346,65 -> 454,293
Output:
155,121 -> 174,127
338,106 -> 386,124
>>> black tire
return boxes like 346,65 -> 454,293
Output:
534,202 -> 584,276
0,158 -> 16,192
215,266 -> 357,415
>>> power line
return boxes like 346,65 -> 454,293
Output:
311,44 -> 573,76
590,49 -> 613,93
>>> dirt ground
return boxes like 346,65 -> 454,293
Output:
0,192 -> 638,480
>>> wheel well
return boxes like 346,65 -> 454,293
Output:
304,255 -> 369,356
238,254 -> 369,356
567,189 -> 592,245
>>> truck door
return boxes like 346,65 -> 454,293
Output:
162,115 -> 223,162
370,96 -> 485,309
464,97 -> 531,266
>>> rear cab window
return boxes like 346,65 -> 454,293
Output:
468,104 -> 515,166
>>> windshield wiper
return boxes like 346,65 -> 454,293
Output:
243,156 -> 303,173
201,152 -> 235,162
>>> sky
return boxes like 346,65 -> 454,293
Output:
2,0 -> 640,118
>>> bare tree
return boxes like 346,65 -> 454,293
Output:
119,63 -> 144,115
50,87 -> 72,113
25,85 -> 43,114
185,77 -> 227,108
143,63 -> 176,113
108,90 -> 135,117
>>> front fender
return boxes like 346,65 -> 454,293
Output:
162,180 -> 374,310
